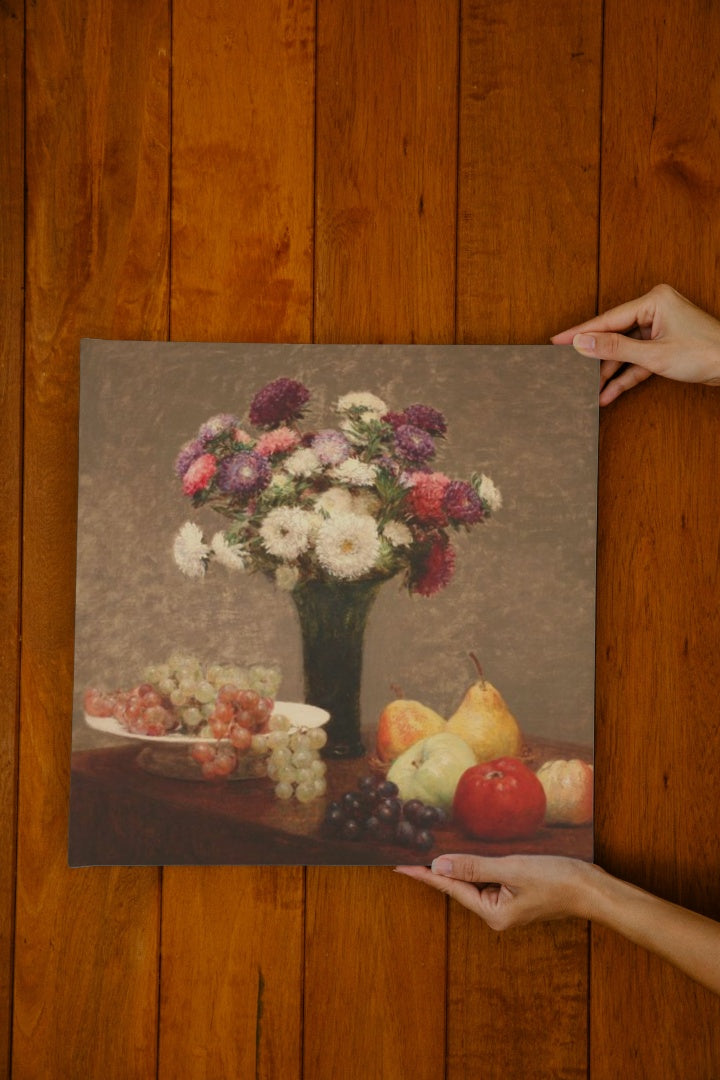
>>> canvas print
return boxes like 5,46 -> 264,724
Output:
69,341 -> 597,866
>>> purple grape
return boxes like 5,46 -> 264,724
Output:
418,805 -> 440,828
413,829 -> 435,853
324,805 -> 345,832
342,793 -> 364,819
403,799 -> 426,825
358,775 -> 378,793
395,821 -> 416,847
341,819 -> 362,841
376,780 -> 399,799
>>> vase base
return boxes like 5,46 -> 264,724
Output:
322,739 -> 366,761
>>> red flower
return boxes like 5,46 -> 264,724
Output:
182,453 -> 217,495
411,539 -> 456,597
405,471 -> 451,525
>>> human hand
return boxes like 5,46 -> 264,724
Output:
395,854 -> 598,930
551,283 -> 720,405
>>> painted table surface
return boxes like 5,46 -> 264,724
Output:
69,737 -> 593,867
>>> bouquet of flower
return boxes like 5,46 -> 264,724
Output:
172,377 -> 501,597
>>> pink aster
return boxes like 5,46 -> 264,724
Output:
411,539 -> 456,597
182,453 -> 217,495
406,471 -> 452,525
255,426 -> 301,456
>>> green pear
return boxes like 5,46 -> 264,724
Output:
446,654 -> 522,762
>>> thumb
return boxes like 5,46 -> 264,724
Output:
573,331 -> 664,373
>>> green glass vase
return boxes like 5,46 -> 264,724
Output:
291,578 -> 383,758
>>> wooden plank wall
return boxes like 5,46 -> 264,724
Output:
2,1 -> 719,1076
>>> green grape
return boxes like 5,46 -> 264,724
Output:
274,782 -> 294,801
201,702 -> 215,718
291,749 -> 313,769
291,732 -> 312,752
271,747 -> 292,768
248,663 -> 282,697
295,781 -> 316,804
195,681 -> 216,704
268,713 -> 291,732
310,759 -> 327,778
312,778 -> 327,798
277,766 -> 297,784
250,734 -> 267,754
182,707 -> 203,728
268,731 -> 290,750
308,728 -> 328,750
170,688 -> 188,707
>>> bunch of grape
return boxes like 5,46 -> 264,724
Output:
84,684 -> 178,737
264,714 -> 329,803
323,776 -> 448,852
207,686 -> 274,748
189,741 -> 239,780
142,654 -> 281,735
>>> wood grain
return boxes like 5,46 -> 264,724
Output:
160,3 -> 315,1077
594,9 -> 720,1066
306,3 -> 458,1077
449,3 -> 602,1076
14,0 -> 170,1075
0,2 -> 24,1073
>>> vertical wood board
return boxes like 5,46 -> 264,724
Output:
306,2 -> 458,1077
160,3 -> 315,1077
14,1 -> 170,1076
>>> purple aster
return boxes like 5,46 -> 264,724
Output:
442,480 -> 485,524
393,424 -> 436,464
403,404 -> 447,436
311,429 -> 352,465
174,437 -> 206,478
216,451 -> 271,496
198,413 -> 242,442
249,377 -> 310,429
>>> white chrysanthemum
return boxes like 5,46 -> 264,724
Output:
173,522 -> 209,578
329,459 -> 377,487
275,565 -> 300,591
211,532 -> 246,571
314,486 -> 355,517
283,448 -> 321,477
335,391 -> 388,418
315,514 -> 381,580
382,521 -> 413,547
478,473 -> 502,511
260,507 -> 315,559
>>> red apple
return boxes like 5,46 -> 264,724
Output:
452,757 -> 546,840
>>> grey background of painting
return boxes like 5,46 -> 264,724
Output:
72,340 -> 598,751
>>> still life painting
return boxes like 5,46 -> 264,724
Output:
69,341 -> 598,866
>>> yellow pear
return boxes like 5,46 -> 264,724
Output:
375,698 -> 446,763
446,654 -> 522,762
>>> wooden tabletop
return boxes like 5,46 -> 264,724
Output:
70,738 -> 593,867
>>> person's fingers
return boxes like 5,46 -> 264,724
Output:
599,365 -> 653,406
571,330 -> 670,374
394,865 -> 486,915
551,289 -> 665,342
598,357 -> 624,389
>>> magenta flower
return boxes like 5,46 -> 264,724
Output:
216,451 -> 271,496
393,424 -> 436,464
442,480 -> 485,524
249,378 -> 310,429
411,538 -> 456,597
403,404 -> 447,436
182,453 -> 218,496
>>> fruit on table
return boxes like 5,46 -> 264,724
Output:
536,758 -> 593,825
386,732 -> 476,810
322,775 -> 448,851
446,654 -> 522,763
452,757 -> 546,840
375,697 -> 445,763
